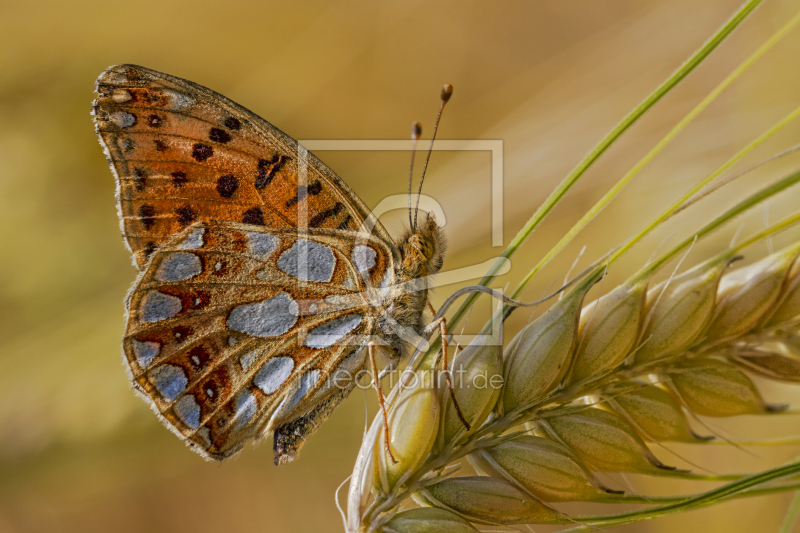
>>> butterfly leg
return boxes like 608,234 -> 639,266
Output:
368,341 -> 397,464
438,318 -> 472,431
425,314 -> 471,431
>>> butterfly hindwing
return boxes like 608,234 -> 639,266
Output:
122,221 -> 394,459
93,64 -> 394,269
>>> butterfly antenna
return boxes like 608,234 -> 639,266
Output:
408,121 -> 422,229
413,83 -> 453,230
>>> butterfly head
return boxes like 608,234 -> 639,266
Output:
397,212 -> 447,278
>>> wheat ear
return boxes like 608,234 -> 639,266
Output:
343,1 -> 800,531
348,188 -> 800,533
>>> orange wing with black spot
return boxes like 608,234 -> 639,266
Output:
93,64 -> 394,269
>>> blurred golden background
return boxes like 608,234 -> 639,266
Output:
3,0 -> 800,531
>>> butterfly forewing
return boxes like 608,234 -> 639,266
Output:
93,64 -> 393,269
122,221 -> 394,459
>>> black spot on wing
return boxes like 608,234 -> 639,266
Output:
224,117 -> 241,130
176,205 -> 197,226
309,202 -> 344,228
189,345 -> 211,369
144,241 -> 157,258
242,207 -> 265,226
285,180 -> 323,207
192,291 -> 211,309
213,260 -> 228,277
192,143 -> 213,162
202,377 -> 221,400
139,204 -> 156,229
216,175 -> 239,198
172,325 -> 193,344
308,181 -> 323,196
255,155 -> 289,189
209,128 -> 231,144
133,168 -> 147,191
171,171 -> 188,188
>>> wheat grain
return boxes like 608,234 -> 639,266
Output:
568,276 -> 648,384
380,508 -> 478,533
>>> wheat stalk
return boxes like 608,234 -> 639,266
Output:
343,1 -> 800,531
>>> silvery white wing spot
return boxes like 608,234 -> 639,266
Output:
92,65 -> 447,463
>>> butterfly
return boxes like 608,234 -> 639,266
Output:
92,64 -> 450,464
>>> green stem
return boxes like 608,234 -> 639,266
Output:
512,10 -> 800,301
559,461 -> 800,531
780,491 -> 800,533
653,470 -> 747,482
706,435 -> 800,446
522,99 -> 800,306
444,0 -> 764,331
635,169 -> 800,282
615,99 -> 800,267
733,211 -> 800,253
603,480 -> 800,505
